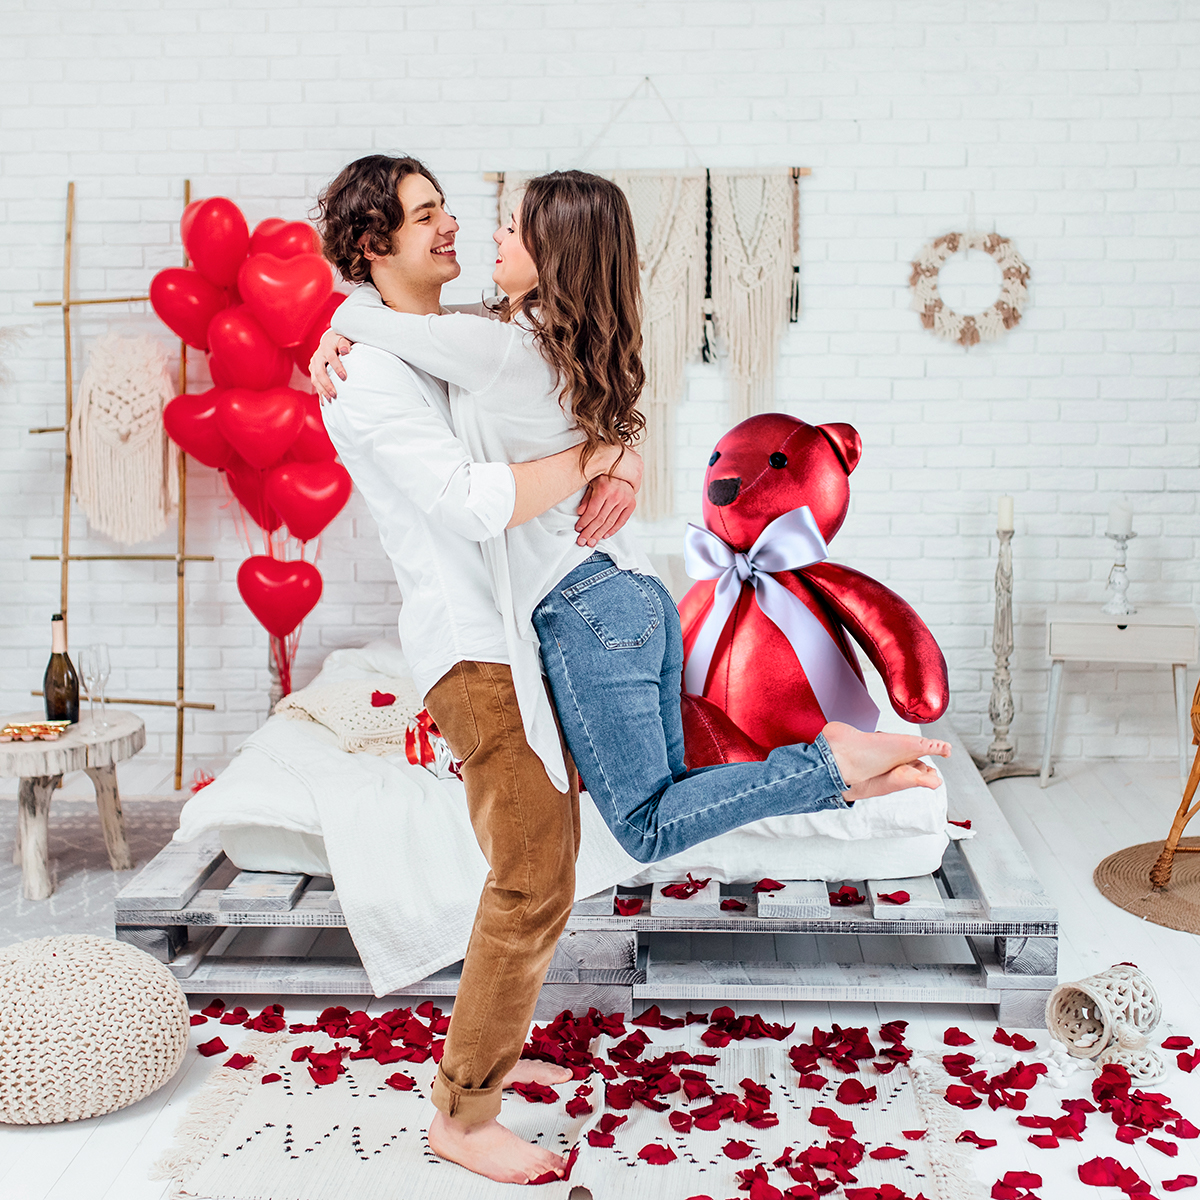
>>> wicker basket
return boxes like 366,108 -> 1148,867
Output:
1045,963 -> 1164,1083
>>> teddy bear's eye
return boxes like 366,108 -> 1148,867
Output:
708,451 -> 721,467
769,452 -> 788,469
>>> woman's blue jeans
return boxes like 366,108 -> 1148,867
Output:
532,554 -> 848,864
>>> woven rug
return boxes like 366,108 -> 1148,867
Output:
0,797 -> 185,947
1094,837 -> 1200,935
156,1024 -> 982,1200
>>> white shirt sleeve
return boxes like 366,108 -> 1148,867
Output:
328,345 -> 515,541
334,285 -> 516,394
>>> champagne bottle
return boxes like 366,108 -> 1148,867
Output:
44,613 -> 79,724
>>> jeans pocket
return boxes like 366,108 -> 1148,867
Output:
562,567 -> 659,650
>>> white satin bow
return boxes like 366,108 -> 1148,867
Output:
682,505 -> 879,731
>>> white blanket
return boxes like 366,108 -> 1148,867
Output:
177,641 -> 955,996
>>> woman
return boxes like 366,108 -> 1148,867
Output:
312,170 -> 948,864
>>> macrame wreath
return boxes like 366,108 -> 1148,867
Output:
909,231 -> 1030,348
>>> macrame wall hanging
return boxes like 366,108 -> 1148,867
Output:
708,168 -> 798,424
69,331 -> 178,544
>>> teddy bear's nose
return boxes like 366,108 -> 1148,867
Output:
707,476 -> 742,506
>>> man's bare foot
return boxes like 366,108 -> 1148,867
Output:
502,1059 -> 572,1088
428,1110 -> 566,1185
822,722 -> 950,787
843,759 -> 942,803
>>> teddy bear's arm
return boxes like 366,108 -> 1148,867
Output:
796,562 -> 950,723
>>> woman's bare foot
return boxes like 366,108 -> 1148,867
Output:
822,722 -> 950,787
843,759 -> 942,802
428,1110 -> 566,1185
502,1059 -> 572,1088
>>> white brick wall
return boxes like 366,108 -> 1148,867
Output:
3,0 -> 1198,768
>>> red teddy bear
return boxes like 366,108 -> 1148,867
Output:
678,413 -> 949,769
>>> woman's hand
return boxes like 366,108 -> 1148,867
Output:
309,329 -> 354,403
575,476 -> 636,547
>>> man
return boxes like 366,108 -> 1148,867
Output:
314,154 -> 639,1185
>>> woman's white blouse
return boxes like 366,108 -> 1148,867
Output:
335,284 -> 655,792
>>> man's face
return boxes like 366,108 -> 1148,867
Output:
368,172 -> 460,290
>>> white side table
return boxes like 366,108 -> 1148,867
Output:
0,710 -> 145,900
1041,605 -> 1198,790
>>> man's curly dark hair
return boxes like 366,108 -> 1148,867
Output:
315,155 -> 445,283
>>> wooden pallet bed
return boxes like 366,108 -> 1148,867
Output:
113,717 -> 1059,1025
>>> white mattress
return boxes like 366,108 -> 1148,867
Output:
212,638 -> 955,887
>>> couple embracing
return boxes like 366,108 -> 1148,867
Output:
309,154 -> 948,1185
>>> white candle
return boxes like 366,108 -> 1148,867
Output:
998,495 -> 1014,532
1106,502 -> 1133,538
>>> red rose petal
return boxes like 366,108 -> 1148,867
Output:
944,1027 -> 976,1046
1165,1177 -> 1199,1192
957,1130 -> 998,1148
587,1130 -> 614,1147
1150,1137 -> 1181,1157
753,878 -> 785,893
385,1072 -> 415,1091
1002,1171 -> 1042,1188
200,999 -> 226,1018
189,1014 -> 208,1026
564,1095 -> 592,1118
835,1079 -> 876,1105
1079,1157 -> 1120,1187
869,1146 -> 907,1159
613,896 -> 644,916
512,1080 -> 559,1103
721,897 -> 749,911
724,1139 -> 753,1159
1169,1120 -> 1200,1139
796,1073 -> 827,1090
878,891 -> 910,905
828,885 -> 866,906
669,1110 -> 692,1133
1116,1125 -> 1145,1143
1179,1050 -> 1200,1073
945,1084 -> 983,1109
949,818 -> 972,829
637,1143 -> 676,1165
1029,1134 -> 1059,1149
370,690 -> 395,707
223,1053 -> 255,1070
197,1037 -> 228,1057
903,1130 -> 927,1140
260,1072 -> 282,1085
1164,1037 -> 1194,1050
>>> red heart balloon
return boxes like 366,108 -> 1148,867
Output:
223,457 -> 282,533
237,556 -> 323,638
150,268 -> 229,350
184,197 -> 250,288
238,253 -> 334,348
216,387 -> 305,469
289,292 -> 349,374
163,388 -> 235,468
289,393 -> 338,462
264,460 -> 352,542
250,218 -> 321,260
207,305 -> 293,391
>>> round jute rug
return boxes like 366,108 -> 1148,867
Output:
1094,837 -> 1200,934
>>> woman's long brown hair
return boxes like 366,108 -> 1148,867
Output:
501,171 -> 646,471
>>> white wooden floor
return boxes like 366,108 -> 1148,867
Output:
4,756 -> 1200,1200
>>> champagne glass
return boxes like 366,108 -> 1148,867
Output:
76,647 -> 99,740
93,644 -> 111,731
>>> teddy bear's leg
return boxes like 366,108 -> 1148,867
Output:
680,693 -> 771,770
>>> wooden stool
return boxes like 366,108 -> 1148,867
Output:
1,710 -> 145,900
1150,679 -> 1200,891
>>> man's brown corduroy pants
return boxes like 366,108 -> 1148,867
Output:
423,660 -> 581,1125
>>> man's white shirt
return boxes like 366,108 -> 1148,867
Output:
319,341 -> 516,702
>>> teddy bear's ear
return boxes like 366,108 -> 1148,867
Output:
817,423 -> 862,475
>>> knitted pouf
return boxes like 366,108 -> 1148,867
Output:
0,934 -> 190,1124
